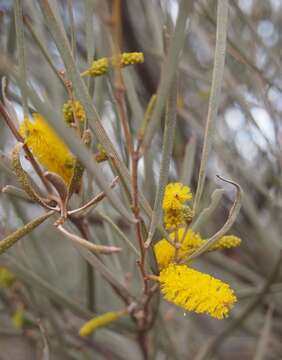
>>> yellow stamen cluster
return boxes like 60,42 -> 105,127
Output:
82,57 -> 109,77
0,267 -> 16,288
79,311 -> 123,337
159,264 -> 236,319
154,229 -> 203,269
163,183 -> 192,210
63,100 -> 86,124
154,229 -> 241,270
81,52 -> 144,77
112,52 -> 144,66
209,235 -> 241,250
153,182 -> 241,319
162,183 -> 193,229
12,308 -> 24,329
163,209 -> 185,229
19,114 -> 75,184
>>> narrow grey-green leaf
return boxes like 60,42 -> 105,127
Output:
180,137 -> 196,186
14,0 -> 28,116
253,305 -> 273,360
188,176 -> 242,261
1,253 -> 93,319
72,241 -> 133,302
192,188 -> 224,231
142,0 -> 192,149
193,0 -> 229,214
146,76 -> 178,247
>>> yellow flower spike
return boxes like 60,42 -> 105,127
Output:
208,235 -> 241,251
0,267 -> 16,288
12,308 -> 24,329
164,208 -> 185,229
154,239 -> 175,270
63,100 -> 86,124
154,229 -> 205,268
164,205 -> 194,229
19,114 -> 75,184
79,311 -> 124,337
81,52 -> 144,78
182,206 -> 194,224
159,264 -> 236,319
81,57 -> 110,77
115,52 -> 144,66
163,182 -> 192,210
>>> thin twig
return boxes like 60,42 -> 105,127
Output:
69,176 -> 119,216
57,225 -> 121,254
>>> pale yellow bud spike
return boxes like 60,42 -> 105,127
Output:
81,58 -> 109,77
0,267 -> 16,288
12,308 -> 24,329
63,100 -> 86,124
208,235 -> 241,251
113,52 -> 144,66
81,52 -> 144,78
79,311 -> 124,337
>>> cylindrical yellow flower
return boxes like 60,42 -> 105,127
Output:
63,100 -> 86,124
154,229 -> 204,269
0,267 -> 16,288
154,230 -> 242,269
208,235 -> 241,251
79,311 -> 124,337
12,308 -> 24,329
81,52 -> 144,78
81,58 -> 109,77
19,114 -> 75,184
111,52 -> 144,66
154,239 -> 176,270
159,264 -> 236,319
163,209 -> 185,229
162,182 -> 192,210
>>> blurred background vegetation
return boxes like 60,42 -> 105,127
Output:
0,0 -> 282,359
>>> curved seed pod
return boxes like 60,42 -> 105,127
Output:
11,143 -> 54,209
0,211 -> 54,254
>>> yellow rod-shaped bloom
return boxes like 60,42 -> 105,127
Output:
19,114 -> 75,184
154,229 -> 204,269
63,100 -> 86,124
163,209 -> 185,229
0,267 -> 16,288
163,182 -> 192,210
81,57 -> 109,77
208,235 -> 241,251
12,308 -> 24,329
81,52 -> 144,77
112,52 -> 144,66
79,311 -> 124,337
154,230 -> 241,269
159,264 -> 236,319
